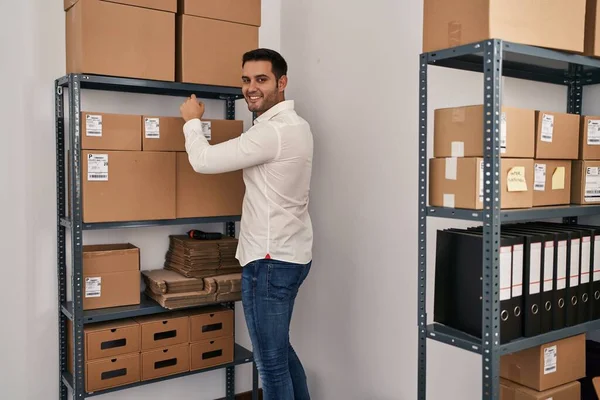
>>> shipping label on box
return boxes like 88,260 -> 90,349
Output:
532,160 -> 571,206
534,111 -> 580,159
572,161 -> 600,204
580,116 -> 600,160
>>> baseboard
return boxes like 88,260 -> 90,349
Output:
216,389 -> 263,400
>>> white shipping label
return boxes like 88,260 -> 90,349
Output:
585,167 -> 600,202
595,237 -> 600,282
500,112 -> 507,154
145,117 -> 160,139
544,345 -> 557,375
479,160 -> 484,202
557,241 -> 567,290
445,157 -> 457,180
570,239 -> 580,287
512,244 -> 524,297
544,242 -> 554,292
87,154 -> 108,181
541,114 -> 554,143
500,246 -> 512,301
582,237 -> 591,284
588,119 -> 600,145
86,114 -> 103,137
85,277 -> 101,298
201,121 -> 212,140
534,163 -> 547,191
530,243 -> 542,295
443,194 -> 455,208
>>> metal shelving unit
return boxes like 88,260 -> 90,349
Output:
55,73 -> 258,400
418,39 -> 600,399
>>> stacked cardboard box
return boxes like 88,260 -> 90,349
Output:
571,114 -> 600,204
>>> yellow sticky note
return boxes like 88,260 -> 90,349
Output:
552,166 -> 565,190
507,166 -> 528,192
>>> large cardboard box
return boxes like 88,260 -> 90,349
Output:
82,112 -> 142,151
177,15 -> 258,87
82,243 -> 140,310
580,115 -> 600,160
500,334 -> 586,391
65,0 -> 175,81
433,105 -> 535,158
534,111 -> 580,159
500,378 -> 580,400
190,337 -> 233,371
422,0 -> 586,53
65,0 -> 176,11
141,344 -> 190,381
429,157 -> 534,209
142,116 -> 185,151
81,150 -> 176,222
179,0 -> 261,27
532,160 -> 572,207
572,160 -> 600,204
585,0 -> 600,57
176,120 -> 245,218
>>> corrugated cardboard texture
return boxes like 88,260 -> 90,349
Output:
189,307 -> 234,342
190,337 -> 233,371
532,160 -> 572,207
571,160 -> 600,204
585,0 -> 600,56
534,111 -> 580,159
500,334 -> 586,391
81,150 -> 176,222
83,243 -> 139,275
66,0 -> 175,81
85,319 -> 141,361
177,15 -> 258,87
86,353 -> 141,392
580,115 -> 600,160
422,0 -> 586,53
500,378 -> 580,400
179,0 -> 261,27
65,0 -> 176,12
142,116 -> 185,151
135,314 -> 190,350
433,105 -> 535,158
141,344 -> 190,381
176,119 -> 245,218
82,112 -> 142,151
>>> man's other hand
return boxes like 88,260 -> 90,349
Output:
180,94 -> 205,122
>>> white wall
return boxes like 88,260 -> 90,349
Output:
0,0 -> 280,398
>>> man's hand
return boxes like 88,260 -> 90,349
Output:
180,94 -> 205,122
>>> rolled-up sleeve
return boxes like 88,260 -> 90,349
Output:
183,118 -> 281,174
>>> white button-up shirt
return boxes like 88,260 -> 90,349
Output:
183,100 -> 314,266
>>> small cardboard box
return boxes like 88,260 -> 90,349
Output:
190,337 -> 234,371
500,378 -> 580,400
580,115 -> 600,160
86,353 -> 141,392
142,116 -> 185,152
433,105 -> 535,158
422,0 -> 586,53
179,0 -> 261,27
534,111 -> 580,160
83,319 -> 141,361
429,157 -> 534,210
572,160 -> 600,204
532,160 -> 572,207
188,306 -> 234,343
141,344 -> 190,381
135,314 -> 190,351
500,334 -> 586,391
81,112 -> 142,151
82,244 -> 140,310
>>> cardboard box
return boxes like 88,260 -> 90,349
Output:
82,112 -> 142,151
141,344 -> 190,381
189,307 -> 234,342
534,111 -> 580,159
532,160 -> 572,207
500,378 -> 580,400
585,0 -> 600,57
177,15 -> 258,87
82,244 -> 140,310
176,120 -> 245,218
135,314 -> 190,351
65,0 -> 176,12
66,0 -> 175,81
422,0 -> 586,53
429,157 -> 534,210
572,160 -> 600,204
580,115 -> 600,160
142,116 -> 185,152
86,353 -> 141,392
179,0 -> 261,27
433,105 -> 535,158
500,334 -> 586,391
83,319 -> 141,361
81,150 -> 176,223
190,337 -> 233,371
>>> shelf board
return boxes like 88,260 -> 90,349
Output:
60,215 -> 240,231
61,344 -> 254,398
427,205 -> 600,222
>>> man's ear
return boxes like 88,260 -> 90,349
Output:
278,75 -> 288,92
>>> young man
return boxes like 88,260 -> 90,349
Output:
179,48 -> 314,400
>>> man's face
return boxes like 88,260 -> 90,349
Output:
241,60 -> 286,115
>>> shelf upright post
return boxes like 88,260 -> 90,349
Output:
565,63 -> 584,225
481,40 -> 503,400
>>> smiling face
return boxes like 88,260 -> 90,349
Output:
241,60 -> 287,116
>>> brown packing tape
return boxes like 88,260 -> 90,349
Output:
448,20 -> 462,48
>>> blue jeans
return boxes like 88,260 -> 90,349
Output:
242,259 -> 312,400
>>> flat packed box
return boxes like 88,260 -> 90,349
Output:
429,157 -> 534,209
141,344 -> 190,381
422,0 -> 586,53
572,160 -> 600,204
532,160 -> 572,207
433,105 -> 535,158
500,378 -> 580,400
176,120 -> 245,218
179,0 -> 261,27
534,111 -> 580,159
585,0 -> 600,57
142,116 -> 185,151
82,112 -> 142,151
500,334 -> 586,391
190,337 -> 233,371
86,353 -> 141,392
135,313 -> 190,351
177,15 -> 258,87
65,0 -> 175,81
81,150 -> 176,222
580,115 -> 600,160
82,243 -> 140,310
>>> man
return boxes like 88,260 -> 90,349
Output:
179,48 -> 313,400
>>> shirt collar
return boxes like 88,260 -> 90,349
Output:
253,100 -> 295,125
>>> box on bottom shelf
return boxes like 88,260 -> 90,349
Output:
86,353 -> 141,392
141,343 -> 190,381
500,378 -> 580,400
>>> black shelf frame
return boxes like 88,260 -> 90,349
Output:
418,39 -> 596,400
55,73 -> 257,400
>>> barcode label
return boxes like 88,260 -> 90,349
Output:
201,121 -> 212,140
85,277 -> 101,298
86,114 -> 103,137
544,345 -> 557,374
145,117 -> 160,139
585,167 -> 600,202
541,114 -> 554,143
534,163 -> 546,191
87,154 -> 108,181
589,119 -> 600,145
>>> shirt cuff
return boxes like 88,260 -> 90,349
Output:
183,118 -> 209,150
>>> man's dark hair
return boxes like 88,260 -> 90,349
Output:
242,48 -> 288,80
